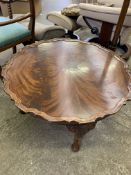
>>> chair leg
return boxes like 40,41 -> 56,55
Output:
13,46 -> 17,54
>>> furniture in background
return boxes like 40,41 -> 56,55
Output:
77,0 -> 131,49
0,0 -> 35,80
0,0 -> 66,42
2,39 -> 131,152
47,1 -> 97,39
17,16 -> 66,41
47,4 -> 80,39
0,0 -> 35,53
0,0 -> 65,48
47,0 -> 131,58
0,0 -> 42,16
47,10 -> 79,39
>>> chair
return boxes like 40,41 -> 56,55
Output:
47,8 -> 79,39
46,1 -> 97,38
77,0 -> 131,51
0,0 -> 42,17
1,0 -> 66,42
0,0 -> 35,53
47,0 -> 131,58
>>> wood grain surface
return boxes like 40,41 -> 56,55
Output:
2,39 -> 131,123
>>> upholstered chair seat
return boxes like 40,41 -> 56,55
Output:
0,0 -> 35,53
0,17 -> 31,48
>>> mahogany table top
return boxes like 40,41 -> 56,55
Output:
2,39 -> 131,124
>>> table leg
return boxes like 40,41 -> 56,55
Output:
0,66 -> 2,80
19,110 -> 26,114
13,46 -> 17,54
66,122 -> 96,152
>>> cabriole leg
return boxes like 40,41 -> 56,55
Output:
66,122 -> 96,152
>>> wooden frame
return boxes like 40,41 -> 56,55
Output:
0,0 -> 35,52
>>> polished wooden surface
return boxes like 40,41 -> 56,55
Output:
2,39 -> 131,124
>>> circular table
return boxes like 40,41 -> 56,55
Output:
2,39 -> 131,152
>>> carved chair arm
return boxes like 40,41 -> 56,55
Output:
0,13 -> 32,26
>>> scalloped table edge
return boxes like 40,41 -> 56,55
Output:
2,39 -> 131,124
1,39 -> 131,152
